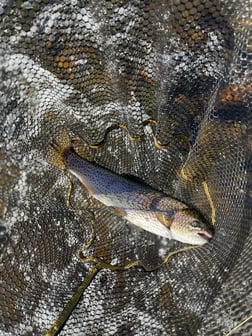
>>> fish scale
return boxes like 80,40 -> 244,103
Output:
63,147 -> 213,245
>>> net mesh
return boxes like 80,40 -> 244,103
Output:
0,0 -> 251,335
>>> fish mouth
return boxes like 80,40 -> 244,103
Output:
197,231 -> 213,240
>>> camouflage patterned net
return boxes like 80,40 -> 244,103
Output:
0,0 -> 251,335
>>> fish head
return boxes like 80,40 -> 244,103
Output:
170,209 -> 214,245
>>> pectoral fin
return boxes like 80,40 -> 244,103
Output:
123,209 -> 172,238
109,206 -> 127,217
156,212 -> 174,228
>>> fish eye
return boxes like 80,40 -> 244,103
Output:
190,220 -> 201,228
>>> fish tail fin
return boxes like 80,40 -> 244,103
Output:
46,128 -> 94,170
45,128 -> 72,170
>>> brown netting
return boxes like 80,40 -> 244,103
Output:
0,1 -> 251,335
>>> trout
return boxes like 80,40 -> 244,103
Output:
47,139 -> 213,245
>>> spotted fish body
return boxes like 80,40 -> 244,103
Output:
62,148 -> 213,245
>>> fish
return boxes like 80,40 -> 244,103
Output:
46,134 -> 214,245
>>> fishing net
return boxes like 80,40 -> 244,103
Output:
0,0 -> 251,335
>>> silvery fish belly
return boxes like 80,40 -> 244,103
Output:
64,149 -> 213,245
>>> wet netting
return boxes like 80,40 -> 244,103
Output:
0,1 -> 251,335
